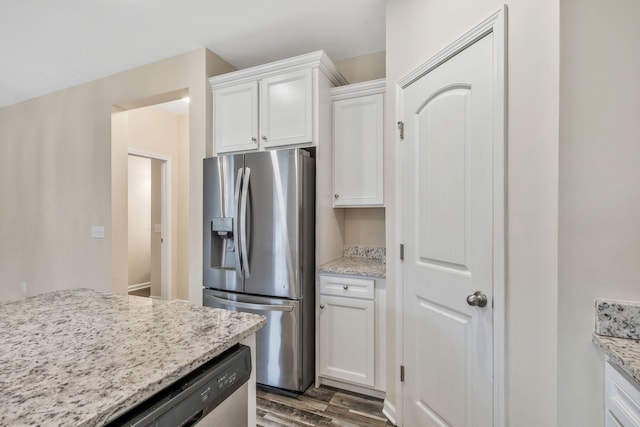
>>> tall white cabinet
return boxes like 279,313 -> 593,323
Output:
210,51 -> 347,154
331,79 -> 385,207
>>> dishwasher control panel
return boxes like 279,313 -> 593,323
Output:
107,344 -> 252,427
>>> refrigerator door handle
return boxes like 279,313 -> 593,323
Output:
240,166 -> 251,278
204,294 -> 294,312
233,168 -> 244,278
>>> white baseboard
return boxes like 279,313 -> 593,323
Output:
317,376 -> 385,400
128,282 -> 151,292
382,398 -> 398,426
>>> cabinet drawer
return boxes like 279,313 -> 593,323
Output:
605,362 -> 640,426
320,275 -> 374,300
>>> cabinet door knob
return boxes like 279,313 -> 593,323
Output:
334,194 -> 339,199
261,135 -> 267,141
319,305 -> 325,309
251,137 -> 257,142
343,285 -> 349,290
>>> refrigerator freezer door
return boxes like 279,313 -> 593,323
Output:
203,155 -> 245,293
242,150 -> 312,299
203,290 -> 309,392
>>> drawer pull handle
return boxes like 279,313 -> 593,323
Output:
320,305 -> 325,309
343,285 -> 349,290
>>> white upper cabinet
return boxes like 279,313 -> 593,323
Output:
260,69 -> 313,148
331,79 -> 385,207
210,51 -> 347,154
214,81 -> 259,153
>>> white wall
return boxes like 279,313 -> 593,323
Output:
127,156 -> 151,287
386,1 -> 559,425
558,1 -> 640,425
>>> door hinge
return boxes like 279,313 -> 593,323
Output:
401,365 -> 405,382
400,244 -> 404,261
397,121 -> 404,140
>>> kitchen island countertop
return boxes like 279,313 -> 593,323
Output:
0,288 -> 266,426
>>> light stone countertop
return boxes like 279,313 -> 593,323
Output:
593,299 -> 640,386
0,288 -> 266,427
318,257 -> 386,278
592,333 -> 640,385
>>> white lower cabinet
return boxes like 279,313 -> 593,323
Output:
317,274 -> 385,395
605,361 -> 640,426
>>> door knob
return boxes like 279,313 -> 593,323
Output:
261,135 -> 267,141
466,291 -> 488,308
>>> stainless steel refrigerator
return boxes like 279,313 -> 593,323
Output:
202,148 -> 315,392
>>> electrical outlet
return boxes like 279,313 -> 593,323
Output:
21,282 -> 27,294
91,226 -> 105,239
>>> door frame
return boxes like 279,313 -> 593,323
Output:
128,148 -> 173,301
394,7 -> 507,426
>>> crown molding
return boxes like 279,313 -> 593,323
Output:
209,50 -> 348,88
330,78 -> 385,101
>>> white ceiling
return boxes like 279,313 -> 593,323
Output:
0,0 -> 386,109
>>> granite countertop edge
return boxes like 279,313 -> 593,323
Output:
100,319 -> 266,426
318,257 -> 386,278
592,332 -> 640,385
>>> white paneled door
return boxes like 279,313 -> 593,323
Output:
401,27 -> 502,427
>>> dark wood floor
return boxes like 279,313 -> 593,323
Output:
257,384 -> 394,427
128,287 -> 151,297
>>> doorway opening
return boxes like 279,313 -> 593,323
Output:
111,90 -> 190,300
127,153 -> 170,299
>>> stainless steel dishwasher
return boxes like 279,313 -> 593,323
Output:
106,344 -> 251,427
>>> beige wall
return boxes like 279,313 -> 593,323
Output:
127,156 -> 151,287
177,115 -> 190,300
335,51 -> 386,85
124,106 -> 186,299
0,48 -> 234,303
344,209 -> 386,247
558,1 -> 640,425
386,1 -> 559,426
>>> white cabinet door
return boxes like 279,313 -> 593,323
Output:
214,81 -> 259,153
260,69 -> 313,148
333,93 -> 384,207
605,362 -> 640,427
319,294 -> 375,387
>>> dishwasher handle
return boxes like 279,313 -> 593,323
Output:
205,294 -> 294,312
